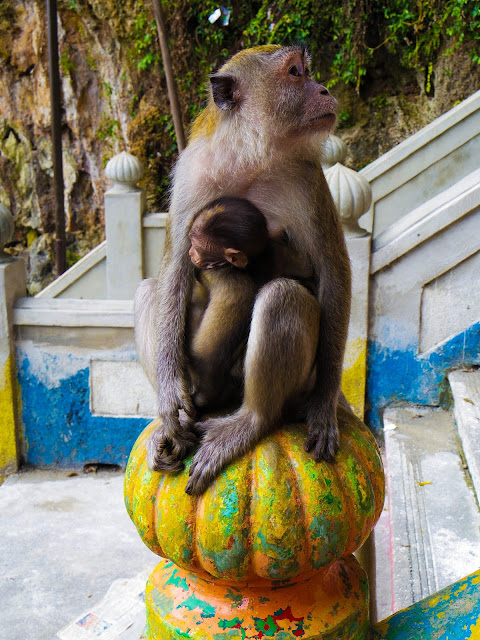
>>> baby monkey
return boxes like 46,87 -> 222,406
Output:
189,197 -> 269,271
188,197 -> 270,410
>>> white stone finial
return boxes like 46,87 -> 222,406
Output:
325,162 -> 372,237
105,151 -> 144,192
322,135 -> 348,168
0,202 -> 14,259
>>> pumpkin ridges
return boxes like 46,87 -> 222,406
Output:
339,413 -> 385,524
151,468 -> 168,558
333,435 -> 376,556
124,419 -> 158,517
126,412 -> 385,583
250,435 -> 307,580
155,461 -> 198,571
275,426 -> 332,572
274,428 -> 310,575
246,439 -> 255,576
194,452 -> 251,580
133,451 -> 166,557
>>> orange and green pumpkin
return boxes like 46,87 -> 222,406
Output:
125,407 -> 384,584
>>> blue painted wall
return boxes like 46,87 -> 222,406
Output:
18,353 -> 149,468
367,321 -> 480,432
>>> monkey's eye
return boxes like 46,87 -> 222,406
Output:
288,65 -> 301,77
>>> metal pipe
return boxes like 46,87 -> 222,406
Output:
151,0 -> 186,152
46,0 -> 66,275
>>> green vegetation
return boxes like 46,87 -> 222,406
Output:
160,0 -> 480,92
0,0 -> 18,60
119,0 -> 480,207
59,49 -> 77,75
129,8 -> 161,71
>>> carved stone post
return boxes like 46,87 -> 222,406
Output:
0,203 -> 26,479
323,136 -> 373,419
104,151 -> 145,299
125,409 -> 384,639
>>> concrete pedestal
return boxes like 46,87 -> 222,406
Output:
144,556 -> 369,640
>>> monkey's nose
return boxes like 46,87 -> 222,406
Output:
319,85 -> 330,95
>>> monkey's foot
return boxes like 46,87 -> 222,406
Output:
185,439 -> 226,495
186,412 -> 262,495
304,413 -> 340,463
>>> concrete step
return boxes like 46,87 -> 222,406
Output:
0,469 -> 158,640
373,406 -> 480,620
449,369 -> 480,501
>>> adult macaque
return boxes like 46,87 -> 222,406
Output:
134,44 -> 351,495
188,196 -> 270,410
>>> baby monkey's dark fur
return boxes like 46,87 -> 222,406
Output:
188,197 -> 272,410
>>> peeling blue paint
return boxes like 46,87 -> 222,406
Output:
371,569 -> 480,639
18,355 -> 149,468
367,321 -> 480,431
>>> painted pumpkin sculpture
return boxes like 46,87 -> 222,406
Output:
125,407 -> 385,640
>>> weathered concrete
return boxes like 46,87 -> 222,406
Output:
449,369 -> 480,499
342,234 -> 371,418
378,406 -> 480,614
0,469 -> 158,640
367,196 -> 480,430
12,311 -> 150,468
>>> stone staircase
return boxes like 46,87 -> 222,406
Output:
373,369 -> 480,621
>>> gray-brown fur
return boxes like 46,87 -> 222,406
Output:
133,44 -> 351,495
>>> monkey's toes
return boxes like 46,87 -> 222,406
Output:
305,427 -> 339,463
185,444 -> 221,495
185,466 -> 214,495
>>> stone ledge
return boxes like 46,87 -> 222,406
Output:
13,297 -> 133,327
449,369 -> 480,500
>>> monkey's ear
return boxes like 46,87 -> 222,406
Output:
225,248 -> 248,268
210,74 -> 238,111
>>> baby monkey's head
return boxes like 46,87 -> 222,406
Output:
188,197 -> 268,270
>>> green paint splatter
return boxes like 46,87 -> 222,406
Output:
178,594 -> 215,618
254,615 -> 280,636
220,485 -> 240,521
165,568 -> 189,592
219,617 -> 245,639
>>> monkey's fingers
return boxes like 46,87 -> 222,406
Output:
170,429 -> 198,460
175,382 -> 196,419
178,409 -> 194,429
147,434 -> 185,473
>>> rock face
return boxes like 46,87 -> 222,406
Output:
0,1 -> 479,293
0,0 -> 164,293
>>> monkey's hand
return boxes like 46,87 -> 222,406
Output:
147,410 -> 198,473
304,400 -> 340,463
148,371 -> 198,472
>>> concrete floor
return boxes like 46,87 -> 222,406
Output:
0,469 -> 158,640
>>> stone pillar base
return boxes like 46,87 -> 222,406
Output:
144,555 -> 369,640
